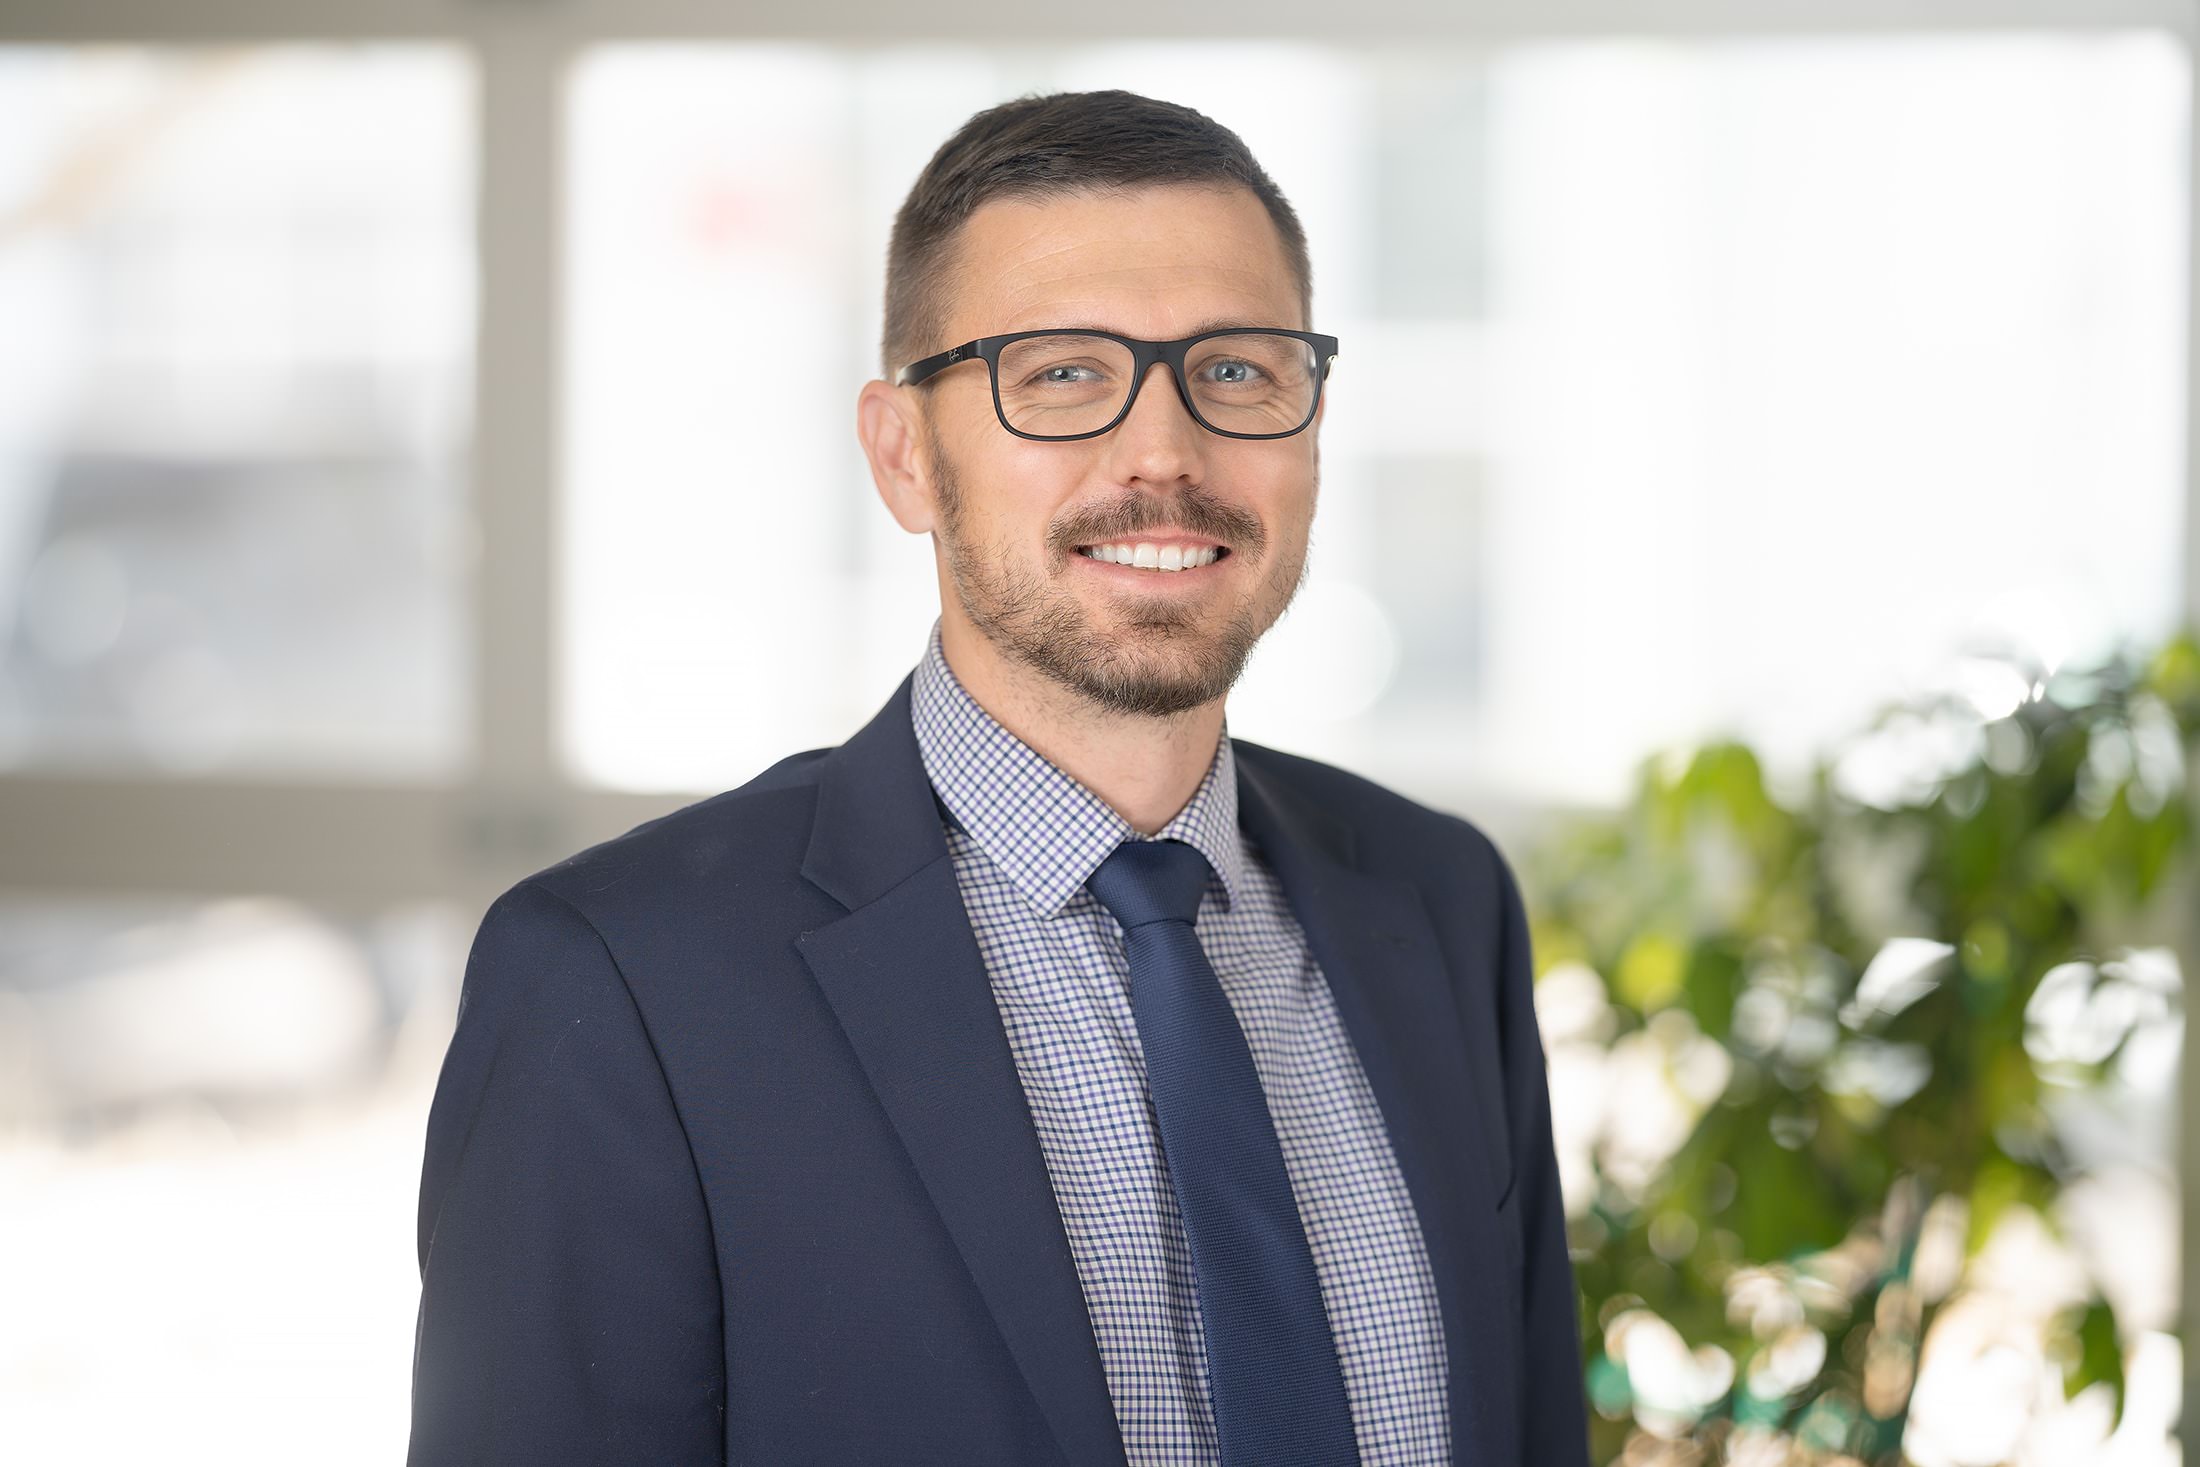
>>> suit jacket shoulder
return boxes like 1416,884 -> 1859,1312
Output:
522,745 -> 834,914
1229,735 -> 1512,881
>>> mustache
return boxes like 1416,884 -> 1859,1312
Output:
1054,485 -> 1265,555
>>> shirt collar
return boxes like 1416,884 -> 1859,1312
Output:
909,617 -> 1245,921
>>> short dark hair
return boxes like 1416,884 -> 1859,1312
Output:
880,88 -> 1314,378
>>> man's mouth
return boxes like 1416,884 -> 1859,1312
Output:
1074,541 -> 1232,573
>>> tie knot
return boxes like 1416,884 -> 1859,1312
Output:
1085,837 -> 1212,930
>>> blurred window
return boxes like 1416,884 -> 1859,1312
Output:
0,45 -> 475,778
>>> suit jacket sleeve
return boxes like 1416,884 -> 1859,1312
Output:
408,880 -> 725,1466
1489,836 -> 1594,1465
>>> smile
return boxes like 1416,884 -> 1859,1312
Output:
1075,541 -> 1230,572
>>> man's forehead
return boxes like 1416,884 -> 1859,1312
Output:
947,183 -> 1301,336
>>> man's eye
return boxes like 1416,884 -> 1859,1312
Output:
1204,359 -> 1264,385
1039,364 -> 1099,384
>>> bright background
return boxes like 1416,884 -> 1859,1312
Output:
0,3 -> 2191,1463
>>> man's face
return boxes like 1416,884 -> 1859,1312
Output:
915,183 -> 1321,719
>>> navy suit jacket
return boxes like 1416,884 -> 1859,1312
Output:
408,671 -> 1592,1466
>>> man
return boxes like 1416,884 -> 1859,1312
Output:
409,89 -> 1589,1467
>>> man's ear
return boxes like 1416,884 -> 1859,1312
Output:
856,379 -> 937,534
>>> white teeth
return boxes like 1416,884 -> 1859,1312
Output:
1079,542 -> 1223,572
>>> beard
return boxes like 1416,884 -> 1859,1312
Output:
927,430 -> 1312,720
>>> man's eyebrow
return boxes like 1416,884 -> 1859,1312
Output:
997,317 -> 1285,338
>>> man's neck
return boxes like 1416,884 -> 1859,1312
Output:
937,612 -> 1225,837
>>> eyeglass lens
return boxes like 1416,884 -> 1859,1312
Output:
995,332 -> 1321,438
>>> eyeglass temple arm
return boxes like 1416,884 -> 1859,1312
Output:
893,340 -> 984,388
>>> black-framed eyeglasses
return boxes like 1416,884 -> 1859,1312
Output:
893,326 -> 1340,442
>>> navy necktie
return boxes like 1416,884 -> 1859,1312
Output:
1085,836 -> 1362,1466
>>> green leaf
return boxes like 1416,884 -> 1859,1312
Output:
1683,940 -> 1745,1041
2066,1299 -> 2125,1424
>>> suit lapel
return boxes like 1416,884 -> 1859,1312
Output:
793,674 -> 1128,1467
1233,745 -> 1515,1465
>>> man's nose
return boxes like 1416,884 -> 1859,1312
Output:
1103,360 -> 1208,484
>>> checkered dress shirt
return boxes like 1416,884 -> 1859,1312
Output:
908,619 -> 1450,1466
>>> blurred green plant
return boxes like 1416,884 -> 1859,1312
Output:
1520,630 -> 2200,1466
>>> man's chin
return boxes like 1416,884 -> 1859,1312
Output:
1056,639 -> 1247,718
